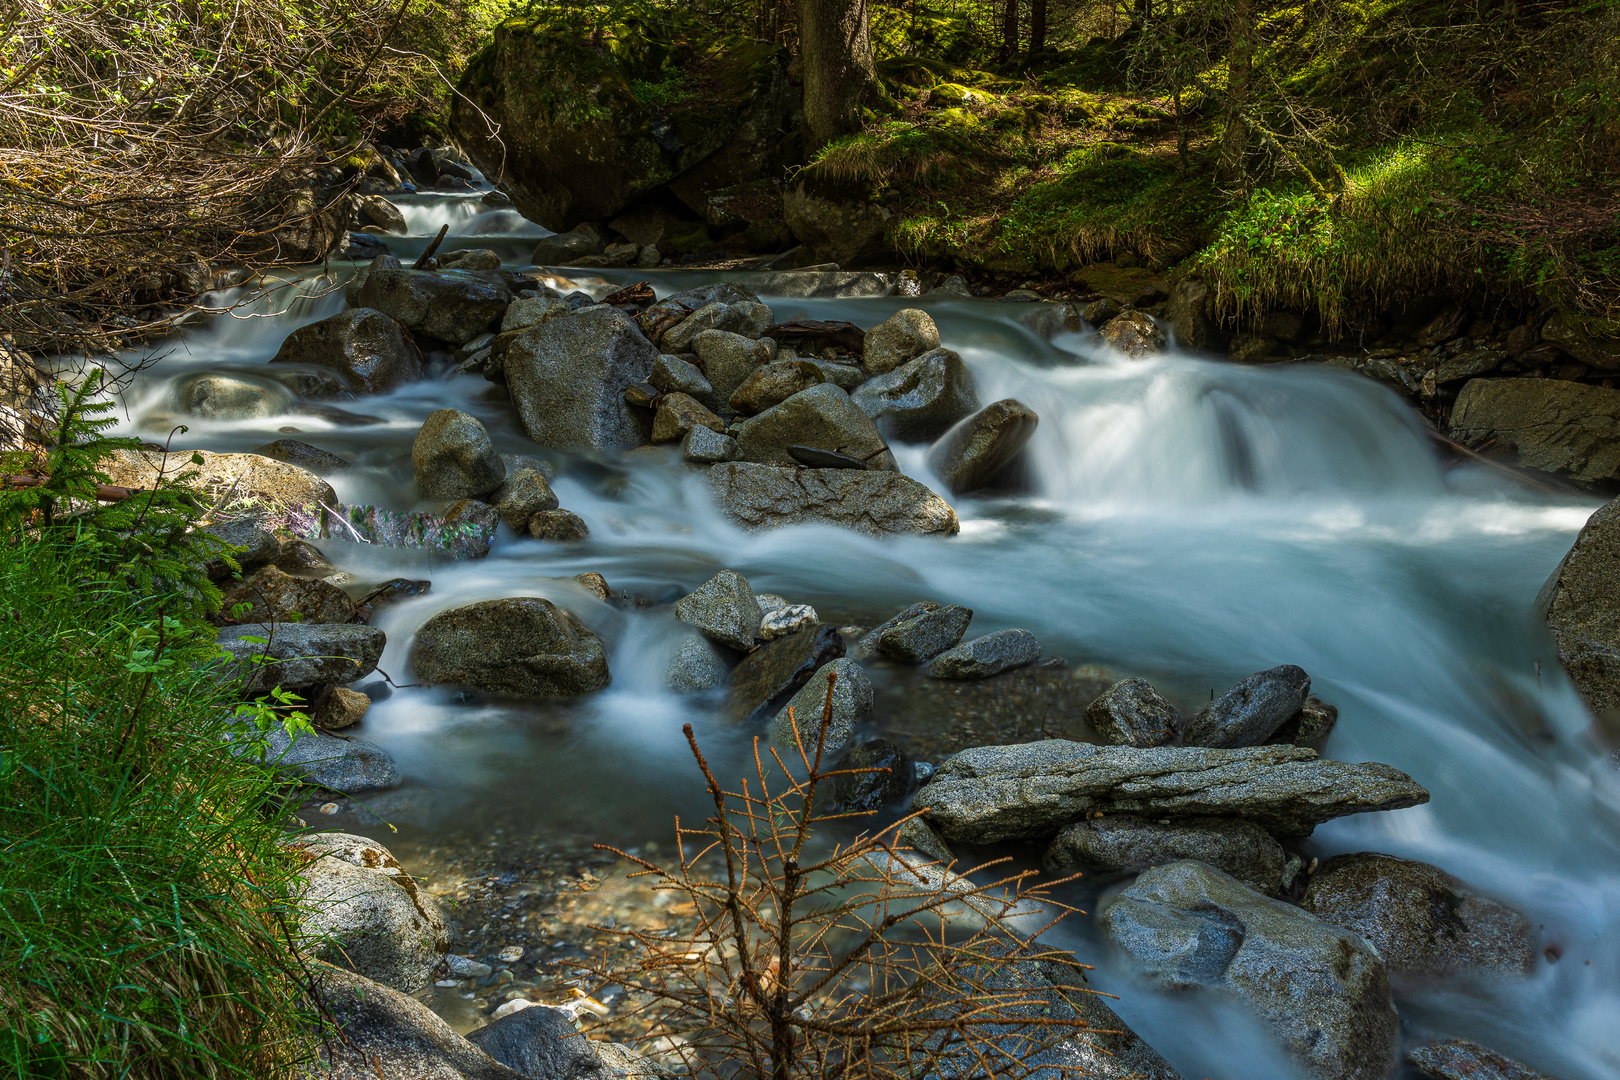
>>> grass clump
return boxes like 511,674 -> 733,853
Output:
0,382 -> 315,1079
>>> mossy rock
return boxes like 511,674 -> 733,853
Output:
450,17 -> 797,231
929,83 -> 984,108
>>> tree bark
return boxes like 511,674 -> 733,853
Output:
1000,0 -> 1020,64
796,0 -> 878,150
1218,0 -> 1255,189
1029,0 -> 1047,55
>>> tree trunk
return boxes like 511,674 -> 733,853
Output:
1217,0 -> 1255,189
1029,0 -> 1047,54
796,0 -> 878,150
1000,0 -> 1020,64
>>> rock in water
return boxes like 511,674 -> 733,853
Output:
1542,493 -> 1620,710
759,603 -> 816,641
827,738 -> 912,812
1450,378 -> 1620,484
253,439 -> 353,474
1268,697 -> 1338,752
875,604 -> 972,662
288,834 -> 448,993
769,657 -> 873,757
411,409 -> 505,499
527,509 -> 590,542
1043,814 -> 1285,893
912,740 -> 1430,843
218,622 -> 385,691
315,687 -> 371,730
736,383 -> 896,470
356,195 -> 407,234
220,565 -> 356,624
531,231 -> 602,266
1099,311 -> 1168,357
1184,665 -> 1311,748
675,570 -> 763,652
411,598 -> 610,698
667,635 -> 730,693
927,628 -> 1040,679
1407,1039 -> 1560,1080
1086,678 -> 1181,747
728,360 -> 826,415
489,467 -> 559,531
261,726 -> 399,793
345,266 -> 511,346
855,601 -> 942,657
1301,853 -> 1538,978
1100,860 -> 1397,1080
504,305 -> 658,452
176,373 -> 289,420
466,1005 -> 599,1080
863,309 -> 940,375
707,462 -> 959,537
651,392 -> 725,443
271,308 -> 423,394
681,425 -> 740,464
730,626 -> 845,721
104,449 -> 337,513
851,347 -> 980,442
926,399 -> 1039,494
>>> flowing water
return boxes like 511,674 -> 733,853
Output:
109,192 -> 1620,1079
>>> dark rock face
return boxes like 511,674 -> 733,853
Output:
851,347 -> 980,443
1099,311 -> 1168,357
925,399 -> 1039,494
1184,665 -> 1311,748
1450,378 -> 1620,484
217,622 -> 385,691
1541,494 -> 1620,710
346,267 -> 512,346
1268,697 -> 1338,752
451,24 -> 796,230
1043,814 -> 1285,893
411,598 -> 610,699
1301,853 -> 1539,979
465,1005 -> 598,1080
1085,678 -> 1181,748
736,383 -> 897,470
1100,860 -> 1398,1080
730,625 -> 845,721
505,305 -> 658,452
912,740 -> 1430,842
828,738 -> 914,813
270,308 -> 423,394
874,605 -> 972,663
1407,1039 -> 1561,1080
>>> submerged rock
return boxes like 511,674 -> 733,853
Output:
730,625 -> 845,721
411,598 -> 610,699
505,305 -> 657,452
826,737 -> 912,812
289,834 -> 447,993
911,741 -> 1430,843
1301,853 -> 1538,979
706,462 -> 959,537
271,308 -> 422,394
1099,311 -> 1168,357
466,1004 -> 598,1080
927,628 -> 1040,679
666,635 -> 731,694
1100,860 -> 1397,1080
411,409 -> 505,499
302,503 -> 499,560
1541,494 -> 1620,711
218,622 -> 385,691
850,347 -> 980,443
1085,678 -> 1181,748
1184,665 -> 1311,748
925,398 -> 1039,494
1044,814 -> 1285,893
177,373 -> 290,420
769,657 -> 873,757
1407,1039 -> 1560,1080
863,308 -> 940,375
737,383 -> 896,470
675,570 -> 763,652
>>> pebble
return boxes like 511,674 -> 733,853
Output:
493,999 -> 536,1019
435,979 -> 459,988
760,604 -> 817,641
319,802 -> 340,815
446,954 -> 493,978
496,945 -> 525,962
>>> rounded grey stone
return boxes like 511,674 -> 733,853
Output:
411,409 -> 505,499
851,346 -> 980,443
675,570 -> 764,652
681,425 -> 740,464
667,636 -> 730,694
863,308 -> 940,375
270,308 -> 422,394
1044,814 -> 1285,893
411,597 -> 610,698
1086,677 -> 1181,747
876,604 -> 972,663
926,628 -> 1040,679
489,467 -> 559,532
1184,665 -> 1311,748
770,657 -> 873,757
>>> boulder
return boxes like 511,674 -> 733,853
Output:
1542,494 -> 1620,709
782,181 -> 891,267
863,309 -> 940,375
437,249 -> 502,272
501,295 -> 575,333
805,358 -> 865,390
826,737 -> 911,812
1300,853 -> 1538,978
667,304 -> 775,352
1099,311 -> 1168,357
850,347 -> 980,443
411,598 -> 610,698
730,625 -> 845,721
927,628 -> 1041,679
465,1005 -> 599,1079
1044,815 -> 1285,893
261,726 -> 399,793
675,570 -> 763,652
666,635 -> 731,693
650,353 -> 715,405
681,425 -> 740,464
412,410 -> 505,499
1268,697 -> 1338,752
1083,297 -> 1123,327
489,467 -> 560,532
1415,304 -> 1469,348
1167,280 -> 1221,349
736,384 -> 896,469
528,509 -> 590,542
217,622 -> 385,691
346,267 -> 511,346
176,373 -> 289,420
651,392 -> 725,443
356,194 -> 407,235
1450,378 -> 1620,484
911,741 -> 1430,843
505,305 -> 658,452
253,439 -> 353,474
531,231 -> 603,266
708,462 -> 959,537
1086,678 -> 1181,748
1184,665 -> 1311,749
768,657 -> 873,756
451,22 -> 796,230
310,963 -> 523,1080
926,399 -> 1039,494
874,604 -> 972,663
289,834 -> 448,993
314,687 -> 371,730
1540,313 -> 1620,370
690,329 -> 775,403
1407,1039 -> 1560,1080
1100,860 -> 1397,1080
271,308 -> 422,395
728,360 -> 826,415
220,565 -> 356,624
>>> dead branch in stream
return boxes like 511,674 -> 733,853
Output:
572,675 -> 1109,1079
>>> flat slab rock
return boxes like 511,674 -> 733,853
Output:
912,740 -> 1429,842
1408,1039 -> 1562,1080
707,461 -> 959,538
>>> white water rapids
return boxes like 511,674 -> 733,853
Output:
110,193 -> 1620,1079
